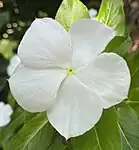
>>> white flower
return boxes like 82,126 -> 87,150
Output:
9,18 -> 130,139
7,55 -> 20,76
89,8 -> 97,18
0,102 -> 13,127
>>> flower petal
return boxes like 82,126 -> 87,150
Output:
9,64 -> 66,112
76,53 -> 130,108
18,18 -> 72,69
0,102 -> 13,127
0,115 -> 11,127
47,76 -> 103,139
7,55 -> 20,76
69,19 -> 115,68
3,104 -> 13,116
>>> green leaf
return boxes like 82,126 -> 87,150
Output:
0,107 -> 35,146
7,92 -> 16,109
0,108 -> 24,143
128,88 -> 139,102
47,133 -> 67,150
70,129 -> 99,150
105,36 -> 132,57
0,39 -> 17,59
117,104 -> 139,150
125,52 -> 139,89
97,0 -> 125,36
4,113 -> 54,150
126,88 -> 139,118
26,124 -> 55,150
95,107 -> 121,150
55,0 -> 90,31
70,108 -> 121,150
106,36 -> 139,89
105,36 -> 139,90
104,35 -> 139,150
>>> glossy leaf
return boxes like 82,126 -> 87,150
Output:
117,104 -> 139,150
105,36 -> 139,90
70,129 -> 99,150
126,88 -> 139,118
4,113 -> 53,150
47,133 -> 67,150
70,108 -> 121,150
56,0 -> 90,31
97,0 -> 125,36
95,107 -> 121,150
125,52 -> 139,89
0,107 -> 24,145
0,107 -> 36,146
26,124 -> 55,150
105,36 -> 132,57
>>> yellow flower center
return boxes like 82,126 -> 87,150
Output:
66,68 -> 75,75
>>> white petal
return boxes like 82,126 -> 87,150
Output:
76,53 -> 130,108
3,104 -> 13,116
0,102 -> 13,127
47,76 -> 103,139
69,19 -> 115,68
18,18 -> 72,69
9,64 -> 66,112
7,55 -> 20,76
89,8 -> 97,18
0,115 -> 11,127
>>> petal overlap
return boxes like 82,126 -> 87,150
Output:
75,53 -> 130,108
69,19 -> 115,68
9,64 -> 66,112
47,76 -> 103,139
0,102 -> 13,127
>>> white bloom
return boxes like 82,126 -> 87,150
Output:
0,102 -> 13,127
7,55 -> 20,76
9,18 -> 130,139
89,8 -> 97,18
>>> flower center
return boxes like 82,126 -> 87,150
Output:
66,68 -> 75,75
